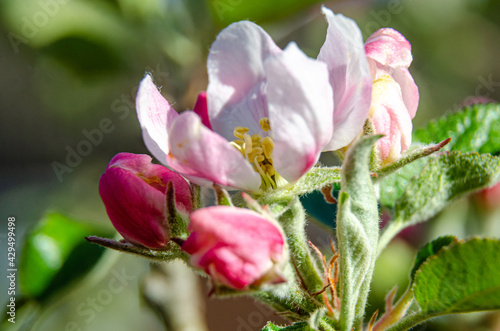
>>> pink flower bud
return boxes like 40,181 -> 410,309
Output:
365,28 -> 419,163
182,206 -> 286,290
99,153 -> 192,249
369,76 -> 413,164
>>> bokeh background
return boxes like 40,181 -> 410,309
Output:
1,0 -> 500,330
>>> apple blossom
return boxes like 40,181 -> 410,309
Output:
182,206 -> 286,290
99,153 -> 192,249
136,12 -> 376,193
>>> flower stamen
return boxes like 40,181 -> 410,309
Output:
230,117 -> 282,191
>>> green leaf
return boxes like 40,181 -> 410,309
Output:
209,0 -> 324,26
379,152 -> 500,253
261,322 -> 312,331
20,212 -> 109,301
378,154 -> 427,207
336,135 -> 380,331
379,103 -> 500,207
413,237 -> 500,315
415,103 -> 500,154
409,236 -> 457,283
394,152 -> 500,227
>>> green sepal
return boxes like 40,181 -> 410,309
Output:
263,166 -> 341,202
166,181 -> 189,239
85,236 -> 186,263
213,184 -> 234,206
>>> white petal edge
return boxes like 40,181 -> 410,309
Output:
136,74 -> 179,165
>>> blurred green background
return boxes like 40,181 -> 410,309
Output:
1,0 -> 500,330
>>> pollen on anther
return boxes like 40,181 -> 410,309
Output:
243,134 -> 253,155
259,118 -> 271,132
262,137 -> 274,159
233,127 -> 249,139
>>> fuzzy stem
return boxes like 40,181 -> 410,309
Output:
273,197 -> 325,297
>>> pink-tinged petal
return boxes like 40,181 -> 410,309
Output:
136,74 -> 179,165
166,111 -> 261,192
265,43 -> 333,183
318,7 -> 373,151
365,28 -> 412,70
182,206 -> 286,290
193,91 -> 212,130
370,76 -> 412,163
207,21 -> 282,140
392,68 -> 419,118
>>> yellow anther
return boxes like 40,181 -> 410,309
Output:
251,133 -> 262,141
229,121 -> 281,191
255,155 -> 265,163
243,134 -> 253,155
264,164 -> 275,176
233,126 -> 249,139
262,137 -> 274,160
251,147 -> 263,155
259,118 -> 271,132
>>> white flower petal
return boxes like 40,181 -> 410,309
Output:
136,75 -> 178,164
207,21 -> 282,140
265,43 -> 334,183
318,7 -> 373,151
